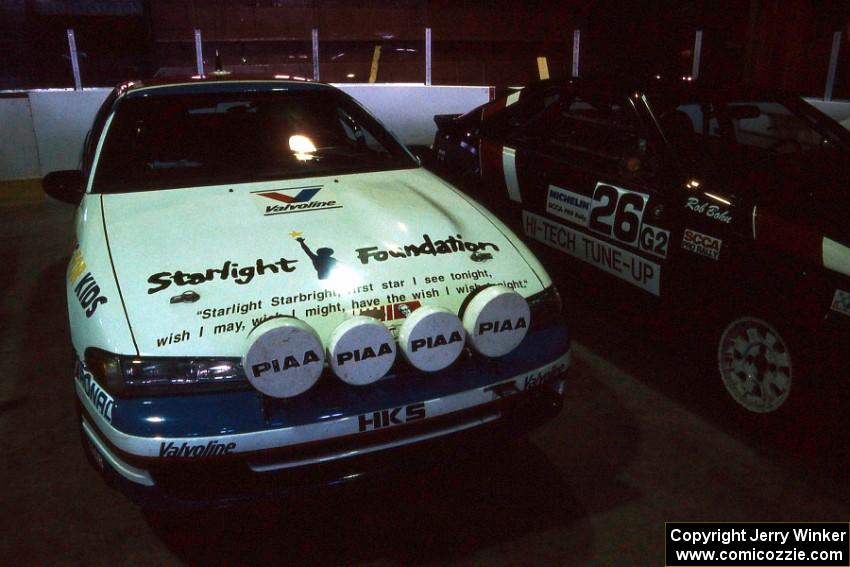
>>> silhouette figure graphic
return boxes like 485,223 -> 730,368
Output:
296,236 -> 338,280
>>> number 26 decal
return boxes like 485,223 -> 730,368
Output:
588,183 -> 669,258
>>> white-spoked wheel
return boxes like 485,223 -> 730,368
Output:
717,317 -> 793,414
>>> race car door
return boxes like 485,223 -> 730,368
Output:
513,92 -> 675,300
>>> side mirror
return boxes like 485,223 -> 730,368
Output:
43,170 -> 85,205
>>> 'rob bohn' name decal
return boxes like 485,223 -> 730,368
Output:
147,257 -> 298,294
356,234 -> 499,264
685,197 -> 733,223
68,248 -> 108,317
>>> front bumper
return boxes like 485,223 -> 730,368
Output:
82,378 -> 565,509
78,324 -> 570,508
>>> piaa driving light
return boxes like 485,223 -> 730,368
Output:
83,286 -> 563,399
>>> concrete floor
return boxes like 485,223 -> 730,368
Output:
1,199 -> 847,566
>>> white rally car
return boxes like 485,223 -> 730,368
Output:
45,77 -> 570,507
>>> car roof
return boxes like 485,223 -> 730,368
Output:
114,75 -> 335,100
516,76 -> 788,102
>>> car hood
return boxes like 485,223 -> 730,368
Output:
101,168 -> 545,356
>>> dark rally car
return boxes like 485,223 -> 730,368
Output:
433,77 -> 850,418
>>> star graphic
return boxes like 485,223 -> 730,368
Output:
289,231 -> 302,238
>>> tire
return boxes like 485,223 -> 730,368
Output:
716,315 -> 798,415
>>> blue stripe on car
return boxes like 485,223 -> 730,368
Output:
108,323 -> 568,438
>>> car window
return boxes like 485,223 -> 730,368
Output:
92,90 -> 416,193
727,102 -> 827,150
649,93 -> 850,207
516,94 -> 653,178
656,97 -> 849,178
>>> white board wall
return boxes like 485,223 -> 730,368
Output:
28,89 -> 112,175
337,84 -> 489,146
0,96 -> 41,179
804,98 -> 850,129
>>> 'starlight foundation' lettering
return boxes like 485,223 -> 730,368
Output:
148,258 -> 297,294
356,234 -> 499,264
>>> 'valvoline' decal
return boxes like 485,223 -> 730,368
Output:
254,186 -> 342,216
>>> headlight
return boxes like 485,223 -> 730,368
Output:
84,348 -> 247,397
526,285 -> 563,330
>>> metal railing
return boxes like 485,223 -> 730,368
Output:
39,25 -> 850,101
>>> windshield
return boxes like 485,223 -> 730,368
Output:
653,96 -> 850,174
92,89 -> 416,193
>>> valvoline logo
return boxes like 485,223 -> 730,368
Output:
254,186 -> 342,216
